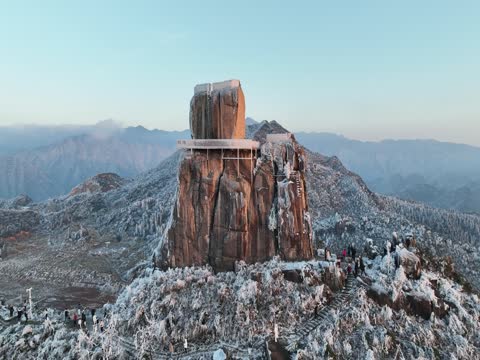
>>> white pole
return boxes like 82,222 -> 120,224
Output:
26,288 -> 33,320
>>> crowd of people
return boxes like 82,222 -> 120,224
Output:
323,244 -> 366,278
3,300 -> 30,322
322,231 -> 417,279
65,306 -> 106,333
1,300 -> 107,335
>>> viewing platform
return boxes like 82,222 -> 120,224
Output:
177,139 -> 260,178
177,139 -> 260,150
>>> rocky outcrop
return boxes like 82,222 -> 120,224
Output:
397,249 -> 422,279
163,137 -> 313,271
163,80 -> 313,271
11,194 -> 33,208
0,209 -> 40,238
190,80 -> 245,140
69,173 -> 126,197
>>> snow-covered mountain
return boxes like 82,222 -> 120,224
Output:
296,132 -> 480,214
0,121 -> 479,358
3,122 -> 480,215
0,125 -> 188,201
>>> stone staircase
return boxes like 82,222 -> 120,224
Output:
281,273 -> 357,354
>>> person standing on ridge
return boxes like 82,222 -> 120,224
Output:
351,245 -> 356,260
354,259 -> 359,277
93,314 -> 98,332
394,252 -> 400,269
360,257 -> 366,275
81,311 -> 87,328
152,253 -> 157,271
390,237 -> 397,253
342,248 -> 347,260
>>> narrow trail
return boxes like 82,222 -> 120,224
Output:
281,273 -> 358,353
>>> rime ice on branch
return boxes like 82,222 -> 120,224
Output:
162,80 -> 313,271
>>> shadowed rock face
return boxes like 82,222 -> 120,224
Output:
163,138 -> 314,271
189,80 -> 245,140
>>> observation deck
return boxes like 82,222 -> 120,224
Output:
177,139 -> 260,150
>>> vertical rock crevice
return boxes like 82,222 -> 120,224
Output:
163,80 -> 313,271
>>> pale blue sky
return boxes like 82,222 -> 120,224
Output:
1,1 -> 479,145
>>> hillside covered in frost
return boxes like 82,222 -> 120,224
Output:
1,255 -> 479,359
0,121 -> 479,359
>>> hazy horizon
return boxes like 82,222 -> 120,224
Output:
2,119 -> 480,149
1,1 -> 479,145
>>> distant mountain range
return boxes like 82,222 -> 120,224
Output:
295,132 -> 480,214
0,122 -> 188,200
1,120 -> 480,214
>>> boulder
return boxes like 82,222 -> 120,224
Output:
213,349 -> 227,360
190,80 -> 245,140
406,291 -> 432,320
397,249 -> 422,279
22,325 -> 33,336
282,269 -> 303,283
367,284 -> 393,307
323,266 -> 345,291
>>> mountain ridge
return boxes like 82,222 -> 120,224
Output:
2,122 -> 480,214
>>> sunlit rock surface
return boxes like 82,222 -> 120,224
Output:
190,80 -> 246,140
164,136 -> 314,271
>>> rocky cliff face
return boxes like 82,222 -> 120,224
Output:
189,80 -> 246,140
163,136 -> 313,271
